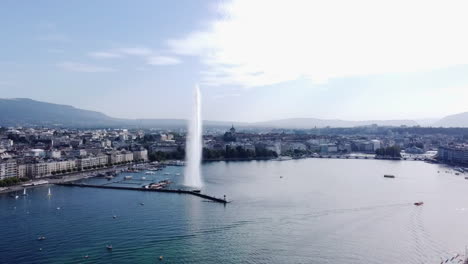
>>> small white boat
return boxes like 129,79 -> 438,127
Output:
124,176 -> 133,180
141,176 -> 146,180
15,195 -> 19,199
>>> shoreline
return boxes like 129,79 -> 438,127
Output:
0,163 -> 149,195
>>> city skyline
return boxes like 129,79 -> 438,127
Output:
1,0 -> 468,122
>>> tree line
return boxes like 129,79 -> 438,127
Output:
149,145 -> 278,161
0,177 -> 29,187
375,146 -> 402,158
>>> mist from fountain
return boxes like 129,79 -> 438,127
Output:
184,85 -> 203,188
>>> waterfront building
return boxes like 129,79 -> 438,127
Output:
48,160 -> 77,173
77,155 -> 107,170
133,149 -> 148,161
27,162 -> 50,178
108,151 -> 133,164
438,145 -> 468,165
17,164 -> 26,178
0,159 -> 18,180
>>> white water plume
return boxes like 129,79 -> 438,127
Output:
184,85 -> 203,188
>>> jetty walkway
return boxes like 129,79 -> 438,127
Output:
55,182 -> 229,204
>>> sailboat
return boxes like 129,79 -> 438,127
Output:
47,188 -> 51,196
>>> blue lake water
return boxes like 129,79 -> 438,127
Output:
1,159 -> 468,263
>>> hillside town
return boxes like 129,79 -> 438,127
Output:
0,125 -> 468,182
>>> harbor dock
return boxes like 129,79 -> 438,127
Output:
55,182 -> 229,204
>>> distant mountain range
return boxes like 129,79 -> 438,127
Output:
0,98 -> 467,128
433,112 -> 468,127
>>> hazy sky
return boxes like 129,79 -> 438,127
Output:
1,0 -> 468,122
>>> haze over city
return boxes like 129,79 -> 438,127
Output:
1,0 -> 468,122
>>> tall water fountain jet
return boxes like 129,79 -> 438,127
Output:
184,85 -> 203,188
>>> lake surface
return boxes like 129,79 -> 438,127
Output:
1,159 -> 468,264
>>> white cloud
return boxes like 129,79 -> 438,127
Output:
88,51 -> 123,59
57,62 -> 116,73
117,47 -> 153,56
168,0 -> 468,87
87,47 -> 182,66
147,56 -> 181,65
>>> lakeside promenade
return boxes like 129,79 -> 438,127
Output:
0,163 -> 148,195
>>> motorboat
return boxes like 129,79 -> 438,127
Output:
106,245 -> 113,250
414,201 -> 424,206
124,176 -> 133,180
37,236 -> 46,241
384,175 -> 395,178
147,180 -> 171,189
